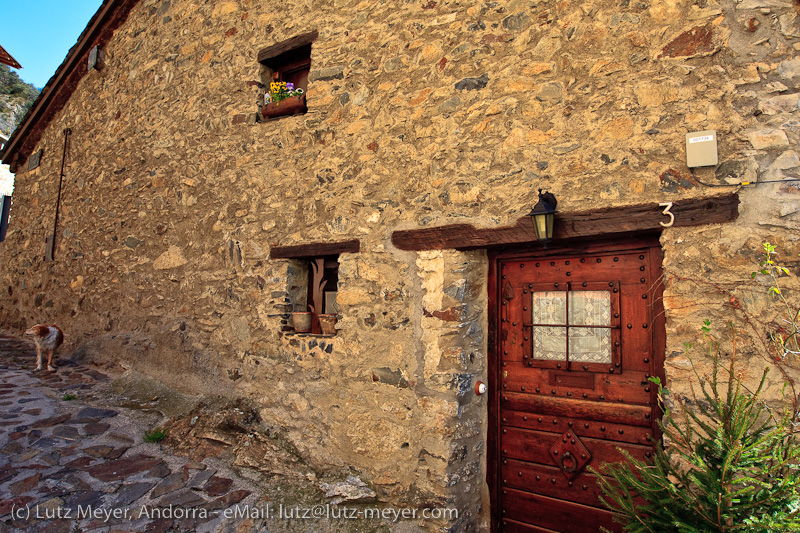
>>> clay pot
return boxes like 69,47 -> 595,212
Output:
318,314 -> 338,335
291,312 -> 313,333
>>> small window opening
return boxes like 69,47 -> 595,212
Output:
258,31 -> 317,120
291,255 -> 340,335
266,43 -> 311,93
272,238 -> 359,336
284,256 -> 340,335
308,256 -> 340,317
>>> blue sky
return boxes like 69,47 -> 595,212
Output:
2,0 -> 104,88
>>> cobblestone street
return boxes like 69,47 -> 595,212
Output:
0,336 -> 402,533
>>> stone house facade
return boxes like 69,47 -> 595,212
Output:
1,0 -> 799,531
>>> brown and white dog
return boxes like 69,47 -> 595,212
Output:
24,324 -> 64,372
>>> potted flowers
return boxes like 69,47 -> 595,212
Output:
262,81 -> 306,119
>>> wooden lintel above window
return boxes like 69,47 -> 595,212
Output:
270,239 -> 360,259
391,193 -> 739,252
258,30 -> 319,65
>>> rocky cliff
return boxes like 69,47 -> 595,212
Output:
0,64 -> 38,137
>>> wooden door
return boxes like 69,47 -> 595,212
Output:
489,239 -> 665,533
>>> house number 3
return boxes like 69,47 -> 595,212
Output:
659,202 -> 675,227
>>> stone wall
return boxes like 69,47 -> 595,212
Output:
1,0 -> 799,529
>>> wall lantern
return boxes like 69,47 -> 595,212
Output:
527,189 -> 557,242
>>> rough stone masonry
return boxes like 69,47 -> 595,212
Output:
1,0 -> 799,530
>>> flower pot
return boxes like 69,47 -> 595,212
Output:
318,314 -> 338,335
291,312 -> 313,333
262,95 -> 307,119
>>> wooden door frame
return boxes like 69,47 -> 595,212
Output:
486,233 -> 666,532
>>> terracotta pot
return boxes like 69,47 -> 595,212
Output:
291,312 -> 313,333
262,95 -> 307,119
318,314 -> 338,335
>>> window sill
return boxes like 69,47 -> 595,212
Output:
282,331 -> 337,338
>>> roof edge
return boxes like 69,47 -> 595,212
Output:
0,45 -> 23,70
0,0 -> 141,172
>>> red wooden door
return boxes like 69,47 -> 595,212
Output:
489,240 -> 665,533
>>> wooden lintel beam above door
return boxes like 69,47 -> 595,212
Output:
270,239 -> 360,259
390,193 -> 739,252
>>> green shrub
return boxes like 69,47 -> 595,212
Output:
0,65 -> 39,99
595,349 -> 800,532
144,427 -> 167,443
594,243 -> 800,532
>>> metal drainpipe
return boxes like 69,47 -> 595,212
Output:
45,127 -> 72,262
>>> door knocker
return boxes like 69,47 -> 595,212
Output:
558,451 -> 578,473
549,431 -> 592,480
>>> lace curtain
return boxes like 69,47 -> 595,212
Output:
531,291 -> 612,363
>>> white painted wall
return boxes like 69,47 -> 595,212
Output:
0,164 -> 13,196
